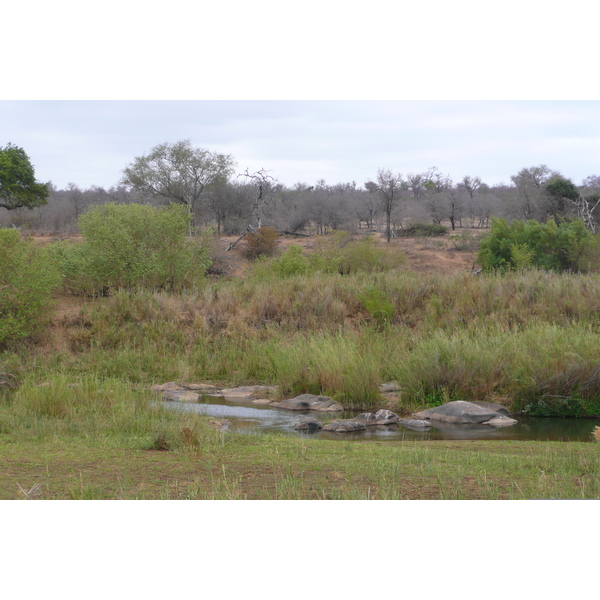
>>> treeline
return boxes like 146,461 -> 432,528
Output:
3,140 -> 600,237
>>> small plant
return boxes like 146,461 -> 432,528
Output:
360,287 -> 395,329
243,226 -> 280,259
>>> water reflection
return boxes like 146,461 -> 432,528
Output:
164,397 -> 600,442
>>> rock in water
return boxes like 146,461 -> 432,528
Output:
413,400 -> 517,427
354,409 -> 400,426
271,394 -> 344,412
484,415 -> 518,427
294,417 -> 323,432
322,420 -> 366,433
399,419 -> 433,430
414,401 -> 500,424
161,390 -> 200,403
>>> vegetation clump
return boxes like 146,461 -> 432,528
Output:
477,217 -> 598,272
0,228 -> 60,348
50,203 -> 212,295
243,226 -> 280,259
252,232 -> 404,279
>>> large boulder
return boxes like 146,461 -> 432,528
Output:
322,420 -> 366,433
413,400 -> 517,427
414,401 -> 503,424
271,394 -> 344,412
471,401 -> 513,417
354,409 -> 400,426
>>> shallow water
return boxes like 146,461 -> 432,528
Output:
165,396 -> 600,442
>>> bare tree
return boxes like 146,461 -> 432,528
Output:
375,169 -> 404,242
238,168 -> 277,230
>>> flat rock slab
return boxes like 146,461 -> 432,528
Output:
414,401 -> 501,424
151,382 -> 218,393
219,385 -> 279,399
354,409 -> 401,426
399,419 -> 433,430
271,394 -> 344,412
322,420 -> 366,433
484,415 -> 518,427
161,390 -> 200,403
294,417 -> 323,432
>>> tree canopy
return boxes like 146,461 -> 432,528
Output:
0,144 -> 49,210
120,140 -> 236,228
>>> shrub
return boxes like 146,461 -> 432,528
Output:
360,287 -> 395,330
400,223 -> 449,237
310,232 -> 404,275
267,244 -> 310,277
478,217 -> 595,273
0,228 -> 61,347
50,203 -> 212,294
243,226 -> 280,259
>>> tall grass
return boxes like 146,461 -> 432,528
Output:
1,374 -> 221,449
6,269 -> 600,414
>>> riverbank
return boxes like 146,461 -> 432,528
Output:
3,428 -> 599,500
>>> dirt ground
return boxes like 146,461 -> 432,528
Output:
214,228 -> 480,278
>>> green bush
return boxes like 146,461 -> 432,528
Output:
360,287 -> 395,330
50,203 -> 212,294
478,217 -> 595,273
0,228 -> 61,347
267,244 -> 310,277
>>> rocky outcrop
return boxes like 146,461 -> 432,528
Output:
293,417 -> 323,432
413,400 -> 517,427
322,420 -> 366,433
271,394 -> 344,412
354,409 -> 400,426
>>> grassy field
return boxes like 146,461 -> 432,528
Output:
2,233 -> 600,500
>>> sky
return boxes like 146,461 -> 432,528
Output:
2,99 -> 600,191
3,2 -> 600,194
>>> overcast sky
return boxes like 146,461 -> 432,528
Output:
4,3 -> 599,194
2,100 -> 599,191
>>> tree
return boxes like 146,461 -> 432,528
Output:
374,169 -> 404,242
120,140 -> 236,230
510,165 -> 557,220
544,175 -> 579,222
0,144 -> 49,211
238,168 -> 277,230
